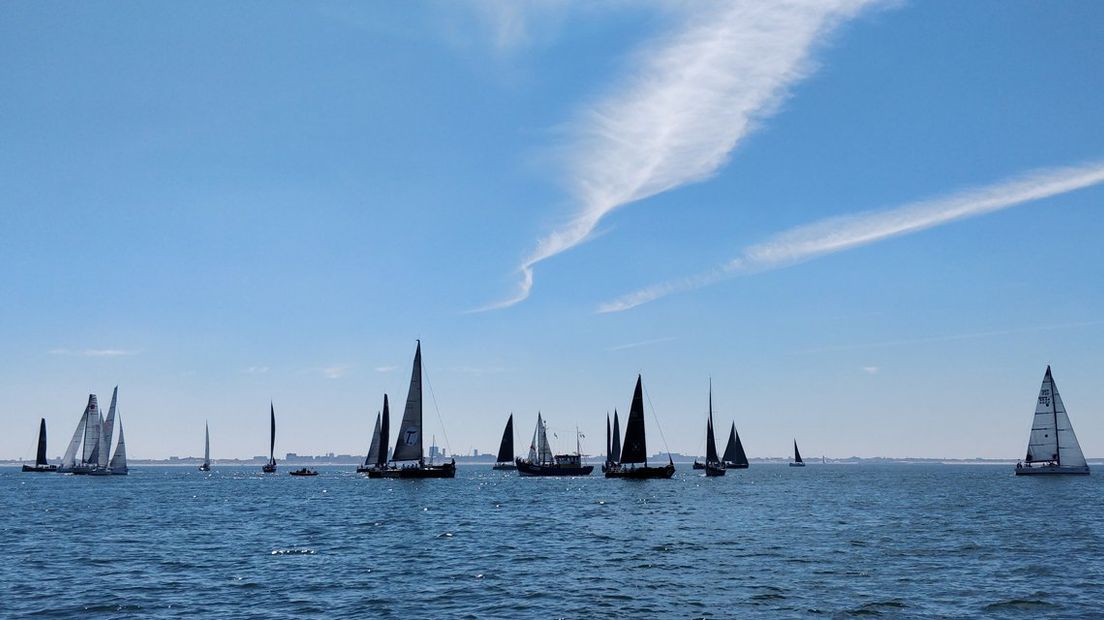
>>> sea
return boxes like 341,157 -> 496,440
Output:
3,463 -> 1102,619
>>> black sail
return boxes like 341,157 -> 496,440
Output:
705,415 -> 719,464
793,440 -> 803,464
605,413 -> 611,463
36,418 -> 48,466
620,376 -> 648,465
723,423 -> 749,466
378,394 -> 390,466
611,409 -> 621,463
496,414 -> 514,463
269,403 -> 276,462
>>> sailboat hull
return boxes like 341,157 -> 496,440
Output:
22,464 -> 58,472
516,460 -> 593,477
492,463 -> 517,470
704,463 -> 726,477
604,463 -> 675,479
789,462 -> 805,467
368,461 -> 457,479
724,462 -> 749,469
262,463 -> 276,473
692,461 -> 705,470
1015,464 -> 1089,475
198,465 -> 211,472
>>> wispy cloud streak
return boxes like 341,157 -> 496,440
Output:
600,160 -> 1104,312
479,0 -> 881,310
605,336 -> 677,352
49,348 -> 138,357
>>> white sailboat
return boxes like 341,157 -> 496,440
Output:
199,422 -> 211,471
1016,366 -> 1089,476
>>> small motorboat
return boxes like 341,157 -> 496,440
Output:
289,468 -> 318,477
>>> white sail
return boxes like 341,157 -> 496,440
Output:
81,395 -> 101,466
108,416 -> 127,473
1053,384 -> 1087,468
527,415 -> 539,462
203,423 -> 210,467
391,342 -> 424,462
60,402 -> 90,470
365,413 -> 382,466
537,415 -> 553,464
98,386 -> 118,468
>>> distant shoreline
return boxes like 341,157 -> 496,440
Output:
5,457 -> 1103,467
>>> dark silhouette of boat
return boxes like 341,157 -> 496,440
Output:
602,409 -> 621,473
604,375 -> 675,479
702,383 -> 725,476
722,422 -> 749,469
262,403 -> 277,473
790,439 -> 805,467
515,413 -> 593,476
289,468 -> 318,477
368,341 -> 456,479
357,395 -> 390,474
492,413 -> 516,470
22,418 -> 58,472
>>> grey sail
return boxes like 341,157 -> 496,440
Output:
203,423 -> 210,468
391,341 -> 424,462
98,386 -> 118,468
536,413 -> 553,464
60,398 -> 92,471
108,416 -> 127,473
365,412 -> 382,467
81,395 -> 102,466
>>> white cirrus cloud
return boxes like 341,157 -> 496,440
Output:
49,348 -> 139,357
605,337 -> 677,352
374,365 -> 397,373
599,159 -> 1104,313
477,0 -> 883,311
321,365 -> 350,380
862,366 -> 880,374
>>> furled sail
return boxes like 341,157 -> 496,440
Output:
391,341 -> 424,462
60,398 -> 92,470
203,423 -> 210,468
98,386 -> 118,468
35,418 -> 49,467
620,376 -> 648,464
365,412 -> 382,467
793,440 -> 803,464
378,395 -> 390,466
1026,366 -> 1087,467
611,409 -> 621,463
496,414 -> 514,463
722,423 -> 749,466
108,416 -> 127,472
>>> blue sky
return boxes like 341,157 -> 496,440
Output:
2,1 -> 1101,461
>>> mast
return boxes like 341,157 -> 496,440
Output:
36,418 -> 48,466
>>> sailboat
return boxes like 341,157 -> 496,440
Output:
368,341 -> 456,479
1015,366 -> 1090,476
492,413 -> 516,470
515,413 -> 593,476
693,382 -> 726,476
722,422 -> 749,469
262,403 -> 277,473
605,375 -> 675,479
199,422 -> 211,471
69,393 -> 103,475
59,394 -> 95,473
602,410 -> 622,473
22,418 -> 58,472
789,439 -> 805,467
91,414 -> 128,475
357,395 -> 390,473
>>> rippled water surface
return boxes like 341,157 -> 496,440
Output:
4,464 -> 1102,618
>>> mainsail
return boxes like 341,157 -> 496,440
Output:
35,418 -> 49,467
1025,366 -> 1087,467
60,397 -> 93,470
391,341 -> 424,462
536,414 -> 552,464
793,440 -> 803,464
705,414 -> 719,465
611,409 -> 621,463
605,413 -> 611,463
98,386 -> 118,468
365,412 -> 382,467
81,395 -> 102,466
108,416 -> 127,473
722,423 -> 749,467
496,414 -> 514,463
620,376 -> 648,465
378,395 -> 390,466
268,402 -> 276,466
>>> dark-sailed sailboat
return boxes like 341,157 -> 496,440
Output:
693,382 -> 726,476
515,413 -> 594,476
790,439 -> 805,467
722,422 -> 749,469
23,418 -> 58,472
602,409 -> 622,473
368,341 -> 456,479
492,413 -> 516,470
262,403 -> 277,473
605,375 -> 675,479
358,395 -> 390,473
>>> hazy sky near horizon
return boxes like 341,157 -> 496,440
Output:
2,1 -> 1102,461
